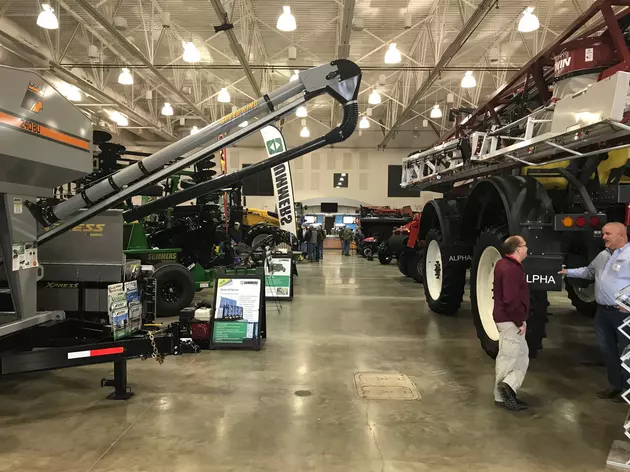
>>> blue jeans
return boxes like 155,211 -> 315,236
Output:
341,240 -> 350,255
595,305 -> 630,391
308,243 -> 318,261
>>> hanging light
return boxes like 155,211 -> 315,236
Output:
422,119 -> 428,128
239,121 -> 248,128
290,70 -> 299,82
37,4 -> 59,30
518,7 -> 539,33
430,104 -> 442,119
461,71 -> 477,88
182,41 -> 200,63
161,102 -> 174,116
217,87 -> 230,103
296,106 -> 307,118
118,68 -> 133,85
446,93 -> 454,103
116,114 -> 129,127
277,6 -> 296,32
384,43 -> 401,64
368,89 -> 381,105
359,116 -> 370,129
190,126 -> 200,135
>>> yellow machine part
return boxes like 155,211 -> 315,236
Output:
242,208 -> 280,227
521,148 -> 630,189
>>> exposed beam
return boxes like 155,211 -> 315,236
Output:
209,0 -> 261,97
74,0 -> 211,124
379,0 -> 498,148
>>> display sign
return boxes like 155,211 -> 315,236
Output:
265,253 -> 293,300
260,125 -> 297,238
210,273 -> 266,350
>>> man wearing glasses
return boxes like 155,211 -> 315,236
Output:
493,235 -> 530,412
559,222 -> 630,402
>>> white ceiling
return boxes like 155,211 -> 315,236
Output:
0,0 -> 600,150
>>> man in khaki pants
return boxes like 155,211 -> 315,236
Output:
493,235 -> 530,412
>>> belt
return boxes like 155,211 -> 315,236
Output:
598,304 -> 620,311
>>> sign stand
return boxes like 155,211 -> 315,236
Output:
209,267 -> 266,350
265,252 -> 294,301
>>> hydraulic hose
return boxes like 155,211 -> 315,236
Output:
124,100 -> 359,222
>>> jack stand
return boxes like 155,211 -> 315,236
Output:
101,360 -> 134,400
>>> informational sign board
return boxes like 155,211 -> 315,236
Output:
209,270 -> 266,350
265,253 -> 293,300
108,281 -> 142,340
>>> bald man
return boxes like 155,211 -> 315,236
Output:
560,222 -> 630,401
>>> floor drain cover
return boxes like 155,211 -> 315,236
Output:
294,390 -> 312,397
353,372 -> 420,400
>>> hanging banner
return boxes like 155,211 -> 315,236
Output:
260,125 -> 297,237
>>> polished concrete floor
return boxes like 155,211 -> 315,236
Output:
0,252 -> 627,472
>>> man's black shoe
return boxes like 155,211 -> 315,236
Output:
515,397 -> 528,408
497,382 -> 521,411
495,400 -> 527,412
597,387 -> 622,399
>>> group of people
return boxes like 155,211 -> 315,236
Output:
493,222 -> 630,411
297,224 -> 326,262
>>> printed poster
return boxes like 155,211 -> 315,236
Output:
213,278 -> 261,344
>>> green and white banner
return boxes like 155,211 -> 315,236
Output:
260,125 -> 297,238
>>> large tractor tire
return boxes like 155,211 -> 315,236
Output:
406,250 -> 424,283
470,227 -> 548,359
423,229 -> 465,314
566,283 -> 597,318
397,252 -> 410,276
153,262 -> 195,317
377,242 -> 392,265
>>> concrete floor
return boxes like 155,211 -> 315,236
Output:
0,252 -> 627,472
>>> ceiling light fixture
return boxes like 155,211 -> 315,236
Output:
37,4 -> 59,30
341,173 -> 347,176
368,89 -> 381,105
190,126 -> 200,135
217,87 -> 230,103
461,71 -> 476,88
296,106 -> 307,118
182,41 -> 200,63
359,116 -> 370,129
518,7 -> 539,33
161,102 -> 174,116
446,93 -> 454,103
277,6 -> 296,32
430,104 -> 442,119
118,68 -> 133,85
422,119 -> 428,128
384,43 -> 401,64
116,114 -> 129,127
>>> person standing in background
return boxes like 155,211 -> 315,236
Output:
340,226 -> 352,256
308,225 -> 319,262
559,222 -> 630,401
318,227 -> 326,260
493,235 -> 531,412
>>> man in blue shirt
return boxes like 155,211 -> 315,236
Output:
560,222 -> 630,401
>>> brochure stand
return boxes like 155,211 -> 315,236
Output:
208,267 -> 266,350
265,252 -> 294,301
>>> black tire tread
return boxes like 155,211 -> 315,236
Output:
423,229 -> 465,315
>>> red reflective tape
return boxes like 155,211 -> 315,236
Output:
90,347 -> 124,357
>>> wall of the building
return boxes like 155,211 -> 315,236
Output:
227,147 -> 439,212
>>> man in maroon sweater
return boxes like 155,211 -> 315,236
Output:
493,235 -> 530,412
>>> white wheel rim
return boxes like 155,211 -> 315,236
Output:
476,246 -> 501,342
425,240 -> 443,300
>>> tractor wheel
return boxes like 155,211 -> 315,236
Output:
423,229 -> 465,314
378,243 -> 392,264
470,227 -> 548,359
363,246 -> 374,258
566,283 -> 597,318
152,262 -> 195,317
406,250 -> 424,283
397,252 -> 410,276
245,224 -> 291,250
